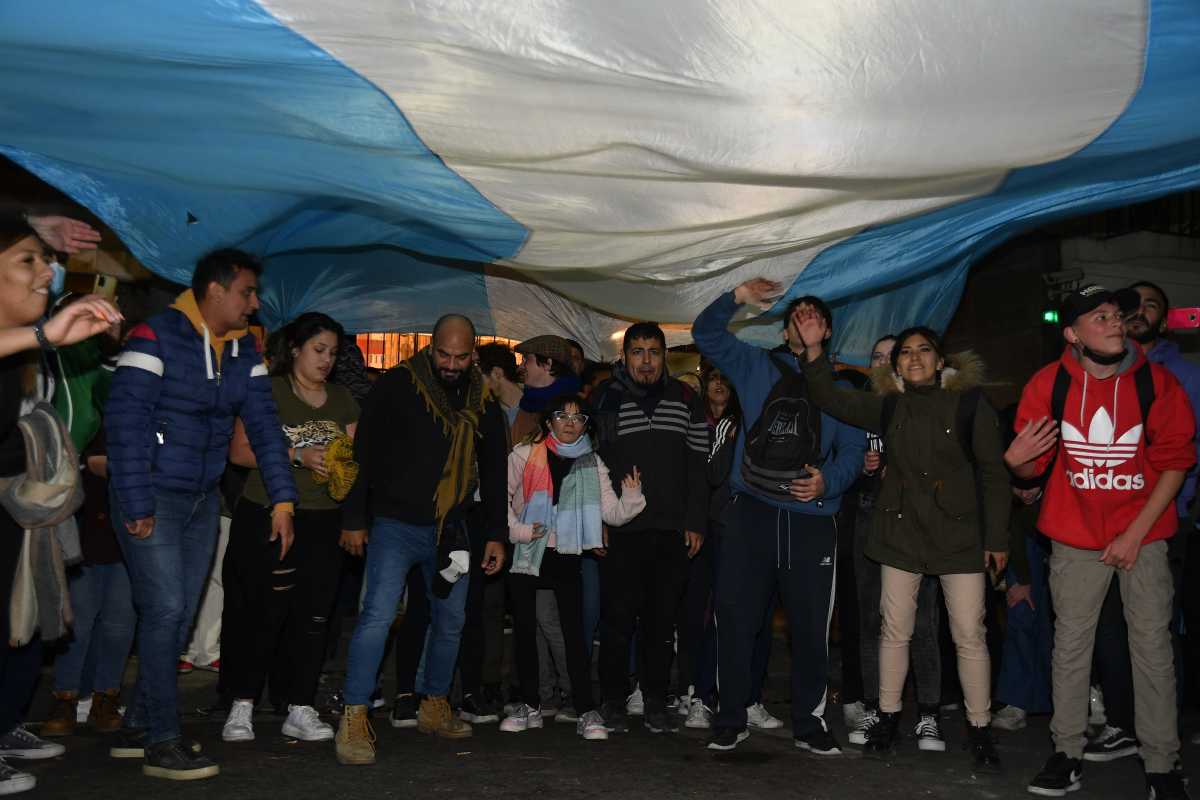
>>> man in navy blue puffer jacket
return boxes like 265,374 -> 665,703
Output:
105,249 -> 297,781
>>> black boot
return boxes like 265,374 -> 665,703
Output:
864,711 -> 900,755
967,724 -> 1001,774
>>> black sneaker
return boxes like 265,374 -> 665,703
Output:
707,727 -> 750,752
0,757 -> 35,794
645,710 -> 679,734
459,693 -> 499,724
390,693 -> 418,729
864,711 -> 900,755
967,724 -> 1001,773
1083,724 -> 1139,762
143,738 -> 219,781
110,728 -> 202,760
600,703 -> 628,734
794,727 -> 842,756
0,726 -> 64,760
1147,771 -> 1191,800
1027,752 -> 1082,797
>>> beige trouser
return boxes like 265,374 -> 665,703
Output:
184,515 -> 230,665
1048,539 -> 1178,773
880,566 -> 991,726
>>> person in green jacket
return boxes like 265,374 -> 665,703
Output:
789,303 -> 1010,771
49,294 -> 120,452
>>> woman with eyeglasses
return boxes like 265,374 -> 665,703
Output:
502,394 -> 645,741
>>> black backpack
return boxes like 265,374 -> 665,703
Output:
741,352 -> 823,499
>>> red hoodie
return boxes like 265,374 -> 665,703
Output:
1015,344 -> 1195,550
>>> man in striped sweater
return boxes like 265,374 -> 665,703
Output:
590,322 -> 709,735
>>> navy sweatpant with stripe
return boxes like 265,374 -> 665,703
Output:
714,492 -> 837,736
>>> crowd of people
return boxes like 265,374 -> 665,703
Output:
0,219 -> 1196,799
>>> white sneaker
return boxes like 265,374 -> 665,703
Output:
0,758 -> 35,795
499,704 -> 544,733
1088,684 -> 1106,727
990,705 -> 1027,732
576,710 -> 609,741
75,697 -> 92,725
677,687 -> 694,718
281,705 -> 334,742
684,699 -> 713,730
843,700 -> 866,730
222,700 -> 255,742
848,707 -> 879,745
626,687 -> 644,716
746,703 -> 783,730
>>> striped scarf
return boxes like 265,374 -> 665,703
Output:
511,435 -> 603,576
398,348 -> 488,541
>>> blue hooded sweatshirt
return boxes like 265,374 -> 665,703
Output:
692,291 -> 865,516
1144,338 -> 1200,516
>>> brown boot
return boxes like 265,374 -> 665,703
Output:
417,696 -> 472,739
335,705 -> 376,766
42,691 -> 78,737
88,689 -> 123,733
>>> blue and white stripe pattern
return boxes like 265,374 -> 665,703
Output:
2,0 -> 1198,361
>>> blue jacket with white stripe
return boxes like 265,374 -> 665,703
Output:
105,292 -> 297,522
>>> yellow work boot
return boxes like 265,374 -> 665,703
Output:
42,691 -> 78,737
417,696 -> 472,739
335,704 -> 376,765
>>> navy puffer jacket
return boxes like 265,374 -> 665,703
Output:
105,296 -> 296,522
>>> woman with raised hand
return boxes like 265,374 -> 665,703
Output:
783,292 -> 1009,773
502,394 -> 645,741
221,312 -> 359,745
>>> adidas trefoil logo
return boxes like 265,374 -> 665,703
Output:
1062,407 -> 1144,491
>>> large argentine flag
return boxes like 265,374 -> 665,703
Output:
2,1 -> 1198,360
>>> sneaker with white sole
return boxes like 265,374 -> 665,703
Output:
576,710 -> 609,741
626,687 -> 644,716
0,758 -> 34,795
685,699 -> 713,730
0,726 -> 65,760
843,700 -> 867,730
499,704 -> 544,733
991,705 -> 1028,732
848,706 -> 879,746
707,728 -> 750,752
1083,724 -> 1138,762
795,728 -> 842,756
75,697 -> 93,725
221,700 -> 255,742
915,713 -> 946,752
281,705 -> 334,741
746,703 -> 783,730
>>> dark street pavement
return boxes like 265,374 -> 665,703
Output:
18,642 -> 1196,800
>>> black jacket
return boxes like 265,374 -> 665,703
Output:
592,365 -> 709,535
342,365 -> 508,541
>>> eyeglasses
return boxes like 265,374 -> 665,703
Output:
551,411 -> 589,424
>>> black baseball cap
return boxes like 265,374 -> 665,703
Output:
1059,284 -> 1140,329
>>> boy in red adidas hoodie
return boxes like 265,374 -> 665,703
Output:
1007,285 -> 1193,800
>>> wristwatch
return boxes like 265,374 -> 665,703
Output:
292,448 -> 304,468
33,320 -> 55,352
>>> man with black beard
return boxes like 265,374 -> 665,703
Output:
335,315 -> 508,765
590,322 -> 709,735
1081,282 -> 1200,766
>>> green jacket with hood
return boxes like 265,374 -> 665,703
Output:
801,351 -> 1010,575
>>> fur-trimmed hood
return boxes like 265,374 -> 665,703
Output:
871,350 -> 986,396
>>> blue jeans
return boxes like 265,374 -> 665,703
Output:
54,562 -> 135,694
581,555 -> 601,663
344,518 -> 469,704
112,487 -> 220,745
996,534 -> 1053,713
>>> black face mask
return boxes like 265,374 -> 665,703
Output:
1078,343 -> 1126,366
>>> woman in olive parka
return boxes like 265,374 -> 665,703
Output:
792,311 -> 1009,771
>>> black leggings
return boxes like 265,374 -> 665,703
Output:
222,500 -> 342,707
509,550 -> 593,714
